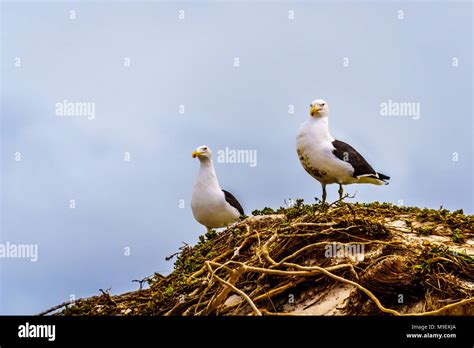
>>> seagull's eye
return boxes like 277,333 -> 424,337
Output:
321,103 -> 325,106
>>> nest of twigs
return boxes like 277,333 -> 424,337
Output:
46,200 -> 474,316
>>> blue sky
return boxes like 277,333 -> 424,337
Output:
1,0 -> 472,314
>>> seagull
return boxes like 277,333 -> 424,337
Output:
191,145 -> 244,230
296,99 -> 390,204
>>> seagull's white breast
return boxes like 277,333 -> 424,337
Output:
191,163 -> 240,228
296,118 -> 356,185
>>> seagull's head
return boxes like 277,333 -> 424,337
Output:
192,145 -> 212,160
310,99 -> 329,117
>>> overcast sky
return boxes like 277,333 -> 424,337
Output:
1,0 -> 472,314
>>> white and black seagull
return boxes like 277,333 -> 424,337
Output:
296,99 -> 390,204
191,145 -> 244,230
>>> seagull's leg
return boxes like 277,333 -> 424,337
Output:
321,183 -> 327,204
338,184 -> 344,201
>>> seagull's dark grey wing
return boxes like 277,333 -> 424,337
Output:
222,190 -> 244,215
332,140 -> 381,179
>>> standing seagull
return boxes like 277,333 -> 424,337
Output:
191,145 -> 244,230
296,99 -> 389,204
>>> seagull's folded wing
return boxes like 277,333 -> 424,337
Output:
332,139 -> 379,178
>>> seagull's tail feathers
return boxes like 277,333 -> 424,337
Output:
377,172 -> 390,185
356,172 -> 390,185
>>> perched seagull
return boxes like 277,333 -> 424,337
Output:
191,145 -> 244,230
296,99 -> 390,204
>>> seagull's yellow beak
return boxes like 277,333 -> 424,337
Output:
310,105 -> 320,116
192,151 -> 201,158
